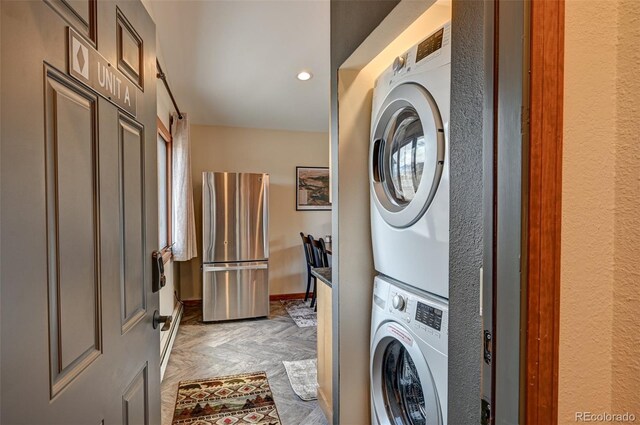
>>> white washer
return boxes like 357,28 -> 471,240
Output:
370,23 -> 451,299
370,275 -> 448,425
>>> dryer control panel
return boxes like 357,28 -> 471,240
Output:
416,27 -> 445,63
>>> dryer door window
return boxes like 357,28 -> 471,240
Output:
370,83 -> 445,228
385,107 -> 426,205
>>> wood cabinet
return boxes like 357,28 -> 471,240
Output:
317,280 -> 333,422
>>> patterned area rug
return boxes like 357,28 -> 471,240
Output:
172,372 -> 281,425
283,359 -> 318,401
281,300 -> 317,328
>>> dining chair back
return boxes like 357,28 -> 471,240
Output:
300,232 -> 316,303
300,232 -> 315,268
311,238 -> 329,268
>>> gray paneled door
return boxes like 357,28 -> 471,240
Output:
1,1 -> 160,423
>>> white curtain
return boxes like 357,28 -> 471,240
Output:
171,112 -> 197,261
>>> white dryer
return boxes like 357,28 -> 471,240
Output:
370,275 -> 448,425
370,23 -> 451,299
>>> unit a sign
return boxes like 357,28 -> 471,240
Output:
67,28 -> 137,116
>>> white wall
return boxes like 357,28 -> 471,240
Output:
141,0 -> 182,374
612,0 -> 640,414
560,0 -> 640,421
179,124 -> 331,300
142,0 -> 176,314
559,1 -> 616,419
335,68 -> 376,424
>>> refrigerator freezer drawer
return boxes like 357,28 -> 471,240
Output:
202,264 -> 269,321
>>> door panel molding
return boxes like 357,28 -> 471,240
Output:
525,0 -> 565,423
44,65 -> 102,398
122,363 -> 149,425
44,0 -> 97,45
116,7 -> 144,90
118,113 -> 147,334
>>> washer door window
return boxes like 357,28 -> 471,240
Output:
371,324 -> 442,425
371,83 -> 445,228
383,340 -> 427,424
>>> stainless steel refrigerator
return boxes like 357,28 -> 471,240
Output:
202,172 -> 269,321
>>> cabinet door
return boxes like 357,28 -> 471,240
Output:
317,282 -> 333,421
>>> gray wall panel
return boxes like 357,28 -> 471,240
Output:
495,1 -> 526,423
449,0 -> 489,423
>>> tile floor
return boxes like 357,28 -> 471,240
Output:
161,301 -> 329,425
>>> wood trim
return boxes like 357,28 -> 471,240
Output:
269,293 -> 310,301
166,135 -> 173,247
160,246 -> 172,265
157,117 -> 171,142
157,117 -> 173,251
181,299 -> 202,308
525,0 -> 564,423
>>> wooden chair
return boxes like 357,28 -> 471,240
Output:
310,238 -> 329,310
312,238 -> 329,268
300,232 -> 316,303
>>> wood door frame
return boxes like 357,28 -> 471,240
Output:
524,0 -> 564,423
157,117 -> 173,264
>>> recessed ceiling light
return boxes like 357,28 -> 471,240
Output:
297,71 -> 312,81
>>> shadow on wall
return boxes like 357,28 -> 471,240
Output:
270,243 -> 307,295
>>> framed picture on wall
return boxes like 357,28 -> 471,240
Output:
296,166 -> 331,211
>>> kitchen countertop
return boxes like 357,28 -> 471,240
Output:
311,267 -> 332,288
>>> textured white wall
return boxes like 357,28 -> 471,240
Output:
336,67 -> 376,424
560,0 -> 617,420
612,0 -> 640,415
558,0 -> 640,422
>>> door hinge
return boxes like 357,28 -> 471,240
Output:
483,330 -> 492,365
481,398 -> 492,425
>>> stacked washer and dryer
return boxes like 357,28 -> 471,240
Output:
369,22 -> 451,425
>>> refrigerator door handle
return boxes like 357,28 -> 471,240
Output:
263,174 -> 270,258
203,263 -> 268,272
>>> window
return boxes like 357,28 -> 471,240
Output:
157,118 -> 172,263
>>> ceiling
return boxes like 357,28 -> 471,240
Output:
147,0 -> 330,133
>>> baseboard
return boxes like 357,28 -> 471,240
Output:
269,292 -> 311,301
160,302 -> 183,381
182,299 -> 202,307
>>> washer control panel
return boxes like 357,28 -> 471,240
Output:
415,301 -> 443,331
388,285 -> 449,353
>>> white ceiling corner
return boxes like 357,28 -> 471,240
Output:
147,0 -> 330,133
